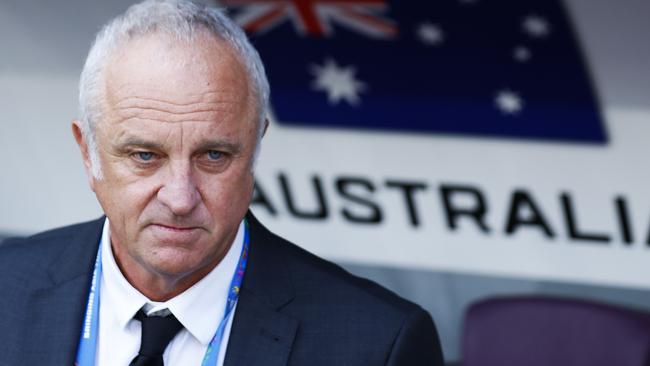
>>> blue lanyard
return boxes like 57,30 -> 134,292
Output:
75,242 -> 102,365
75,221 -> 250,366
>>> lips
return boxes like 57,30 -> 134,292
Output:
154,224 -> 198,231
148,223 -> 202,243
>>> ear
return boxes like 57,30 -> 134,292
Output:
261,118 -> 270,138
72,120 -> 97,191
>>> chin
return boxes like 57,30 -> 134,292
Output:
141,246 -> 206,276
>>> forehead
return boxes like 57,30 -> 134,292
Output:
101,30 -> 255,132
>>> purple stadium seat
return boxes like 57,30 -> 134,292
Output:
462,296 -> 650,366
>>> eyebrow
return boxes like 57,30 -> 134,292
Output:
195,140 -> 242,154
114,137 -> 242,154
114,137 -> 164,152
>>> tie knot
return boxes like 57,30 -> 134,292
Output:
134,309 -> 184,357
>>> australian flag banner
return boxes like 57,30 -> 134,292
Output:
221,0 -> 607,144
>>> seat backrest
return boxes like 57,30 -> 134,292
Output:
462,296 -> 650,366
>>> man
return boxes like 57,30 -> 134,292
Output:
0,1 -> 444,365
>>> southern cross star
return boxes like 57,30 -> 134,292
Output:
310,58 -> 367,106
495,89 -> 524,115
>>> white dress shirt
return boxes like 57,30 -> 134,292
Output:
96,218 -> 244,366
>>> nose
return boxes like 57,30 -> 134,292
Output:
157,161 -> 200,216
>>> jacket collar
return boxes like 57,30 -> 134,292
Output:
224,212 -> 298,366
26,217 -> 104,365
241,211 -> 295,309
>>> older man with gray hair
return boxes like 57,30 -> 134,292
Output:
0,1 -> 444,365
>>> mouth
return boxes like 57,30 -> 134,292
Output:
152,223 -> 200,232
148,223 -> 203,243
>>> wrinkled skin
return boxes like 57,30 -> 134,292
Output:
73,31 -> 261,301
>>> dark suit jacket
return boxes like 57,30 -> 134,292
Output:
0,213 -> 444,365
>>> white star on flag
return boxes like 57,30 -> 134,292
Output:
417,23 -> 445,46
523,15 -> 551,38
495,90 -> 524,114
514,46 -> 532,62
310,58 -> 367,106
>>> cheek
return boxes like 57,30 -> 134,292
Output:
199,169 -> 254,217
95,172 -> 160,223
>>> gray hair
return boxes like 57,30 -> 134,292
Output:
78,0 -> 270,178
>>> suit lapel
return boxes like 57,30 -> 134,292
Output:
224,288 -> 298,366
23,218 -> 104,365
224,213 -> 298,366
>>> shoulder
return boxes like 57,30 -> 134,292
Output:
246,214 -> 444,364
248,216 -> 420,316
283,235 -> 420,316
0,218 -> 103,277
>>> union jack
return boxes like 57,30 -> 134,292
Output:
221,0 -> 398,39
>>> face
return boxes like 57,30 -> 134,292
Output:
74,32 -> 259,292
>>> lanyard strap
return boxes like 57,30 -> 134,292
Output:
75,244 -> 102,365
75,220 -> 250,366
201,221 -> 249,365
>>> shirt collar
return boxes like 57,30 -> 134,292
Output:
100,217 -> 245,345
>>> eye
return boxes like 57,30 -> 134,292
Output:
197,149 -> 230,173
207,150 -> 223,160
135,151 -> 155,161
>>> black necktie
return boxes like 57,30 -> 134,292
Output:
129,309 -> 184,366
